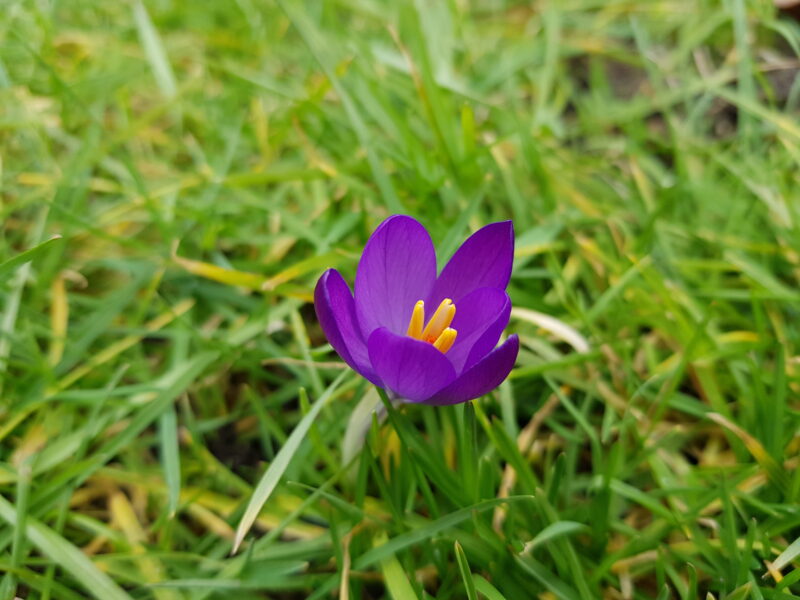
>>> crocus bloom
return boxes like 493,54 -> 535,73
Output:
314,215 -> 519,405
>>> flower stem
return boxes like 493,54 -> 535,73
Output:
375,387 -> 394,419
341,387 -> 399,473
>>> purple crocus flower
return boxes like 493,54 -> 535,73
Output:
314,215 -> 519,405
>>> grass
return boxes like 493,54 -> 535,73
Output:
1,0 -> 799,598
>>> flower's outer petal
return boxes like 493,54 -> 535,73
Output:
315,269 -> 381,385
428,221 -> 514,306
425,335 -> 519,406
355,215 -> 437,337
446,287 -> 511,374
367,327 -> 456,403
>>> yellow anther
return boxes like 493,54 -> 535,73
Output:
421,298 -> 455,342
433,327 -> 457,353
406,300 -> 425,339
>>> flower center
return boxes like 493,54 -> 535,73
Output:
405,298 -> 457,353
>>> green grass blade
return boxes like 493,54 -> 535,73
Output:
133,0 -> 177,98
455,541 -> 478,600
473,575 -> 508,600
158,403 -> 181,517
523,521 -> 589,554
0,235 -> 62,279
378,533 -> 420,600
771,535 -> 800,573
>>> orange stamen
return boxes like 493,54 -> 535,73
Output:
433,328 -> 457,353
405,298 -> 458,354
406,300 -> 425,339
421,298 -> 455,342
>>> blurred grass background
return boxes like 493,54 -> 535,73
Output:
1,0 -> 800,598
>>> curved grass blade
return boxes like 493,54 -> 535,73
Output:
232,371 -> 348,553
0,235 -> 62,279
771,535 -> 800,574
521,521 -> 589,554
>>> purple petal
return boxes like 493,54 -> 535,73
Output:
445,287 -> 511,374
428,221 -> 514,306
424,335 -> 519,406
367,327 -> 456,403
355,215 -> 437,338
315,269 -> 381,385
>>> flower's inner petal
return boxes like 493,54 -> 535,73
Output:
314,269 -> 381,386
428,221 -> 514,307
425,335 -> 520,406
367,327 -> 457,403
445,287 -> 511,373
355,216 -> 437,337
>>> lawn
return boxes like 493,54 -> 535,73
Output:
1,0 -> 799,598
